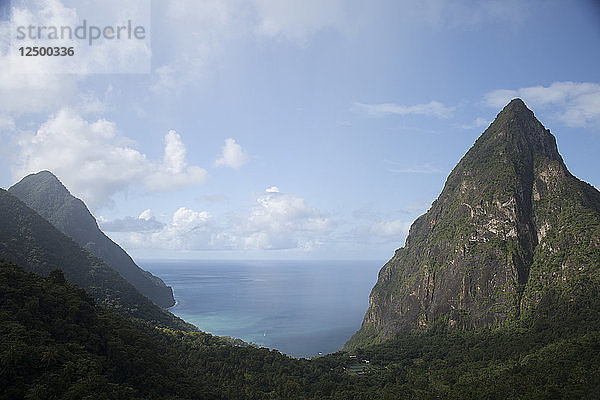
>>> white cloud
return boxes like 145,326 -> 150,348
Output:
13,109 -> 208,209
484,81 -> 600,127
123,207 -> 219,250
115,188 -> 331,252
0,50 -> 77,115
100,210 -> 165,233
265,186 -> 280,193
234,188 -> 331,250
145,130 -> 209,191
371,219 -> 412,237
214,138 -> 249,169
354,101 -> 454,119
138,209 -> 153,220
172,207 -> 211,230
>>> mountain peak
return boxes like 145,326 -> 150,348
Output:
8,171 -> 176,308
10,171 -> 72,213
35,169 -> 59,178
346,100 -> 600,349
21,170 -> 63,185
494,98 -> 539,128
502,97 -> 529,114
12,170 -> 73,201
474,98 -> 562,163
497,98 -> 543,128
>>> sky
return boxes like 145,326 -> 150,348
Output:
0,0 -> 599,260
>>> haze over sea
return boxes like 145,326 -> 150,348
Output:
141,260 -> 383,358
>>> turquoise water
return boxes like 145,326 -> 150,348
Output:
140,260 -> 383,358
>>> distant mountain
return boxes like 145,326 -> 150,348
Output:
347,99 -> 600,349
9,171 -> 175,308
0,188 -> 192,331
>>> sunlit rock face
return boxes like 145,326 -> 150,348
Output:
346,99 -> 600,349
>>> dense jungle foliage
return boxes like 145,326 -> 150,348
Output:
2,260 -> 599,399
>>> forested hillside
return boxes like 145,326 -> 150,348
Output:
1,260 -> 599,399
9,171 -> 175,308
0,189 -> 192,331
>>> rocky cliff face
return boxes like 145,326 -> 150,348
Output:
9,171 -> 176,308
347,99 -> 600,349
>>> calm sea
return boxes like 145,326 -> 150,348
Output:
140,260 -> 383,358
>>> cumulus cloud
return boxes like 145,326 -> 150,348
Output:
234,188 -> 331,250
100,209 -> 165,232
145,130 -> 209,191
123,207 -> 220,250
353,101 -> 454,119
172,207 -> 211,229
13,108 -> 208,209
0,56 -> 77,116
138,209 -> 153,220
214,138 -> 249,169
114,187 -> 331,252
484,81 -> 600,127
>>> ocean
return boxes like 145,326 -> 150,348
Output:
140,259 -> 383,358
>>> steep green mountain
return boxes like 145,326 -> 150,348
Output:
8,171 -> 175,308
0,189 -> 192,331
347,99 -> 600,349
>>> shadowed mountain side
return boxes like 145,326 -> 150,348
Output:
0,189 -> 193,331
9,171 -> 175,308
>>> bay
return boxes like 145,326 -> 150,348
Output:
140,259 -> 383,358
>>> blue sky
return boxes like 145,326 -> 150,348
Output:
0,0 -> 599,260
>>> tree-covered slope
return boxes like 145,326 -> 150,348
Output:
2,260 -> 599,399
347,99 -> 600,349
0,189 -> 192,331
9,171 -> 175,308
